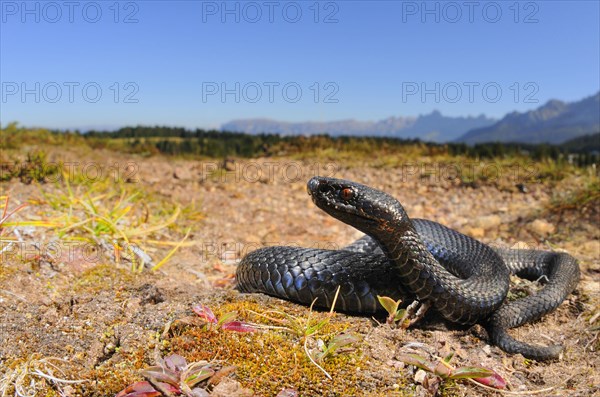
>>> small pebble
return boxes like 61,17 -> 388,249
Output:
528,219 -> 556,237
414,369 -> 427,384
483,345 -> 492,355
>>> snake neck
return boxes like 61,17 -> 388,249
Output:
369,216 -> 439,286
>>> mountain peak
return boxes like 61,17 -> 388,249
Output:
427,110 -> 443,117
539,99 -> 567,113
456,91 -> 600,144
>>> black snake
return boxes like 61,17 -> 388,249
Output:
237,177 -> 580,360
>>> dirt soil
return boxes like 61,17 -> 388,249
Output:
1,147 -> 598,397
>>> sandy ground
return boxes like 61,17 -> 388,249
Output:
0,147 -> 598,396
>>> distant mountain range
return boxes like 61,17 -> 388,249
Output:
456,92 -> 600,144
222,111 -> 496,143
222,91 -> 600,145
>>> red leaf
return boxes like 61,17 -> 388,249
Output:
115,381 -> 161,397
192,304 -> 218,324
221,321 -> 257,333
474,372 -> 507,389
115,381 -> 181,397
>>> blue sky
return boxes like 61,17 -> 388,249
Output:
1,0 -> 599,130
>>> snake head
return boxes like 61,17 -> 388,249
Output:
307,176 -> 408,233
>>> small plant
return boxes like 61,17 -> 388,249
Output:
251,302 -> 339,379
254,305 -> 332,340
377,296 -> 409,327
116,354 -> 215,397
0,195 -> 29,237
314,333 -> 360,363
20,151 -> 60,183
0,195 -> 62,264
0,150 -> 59,183
397,352 -> 506,392
0,354 -> 86,396
249,288 -> 359,379
192,304 -> 257,332
547,178 -> 599,214
377,296 -> 429,328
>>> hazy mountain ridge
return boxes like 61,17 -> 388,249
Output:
221,92 -> 599,144
222,111 -> 496,143
456,92 -> 600,144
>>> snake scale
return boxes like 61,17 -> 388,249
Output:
236,177 -> 580,360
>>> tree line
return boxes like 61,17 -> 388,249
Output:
81,126 -> 600,167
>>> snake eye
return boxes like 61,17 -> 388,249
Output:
340,188 -> 354,201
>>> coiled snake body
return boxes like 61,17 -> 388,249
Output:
237,177 -> 580,360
